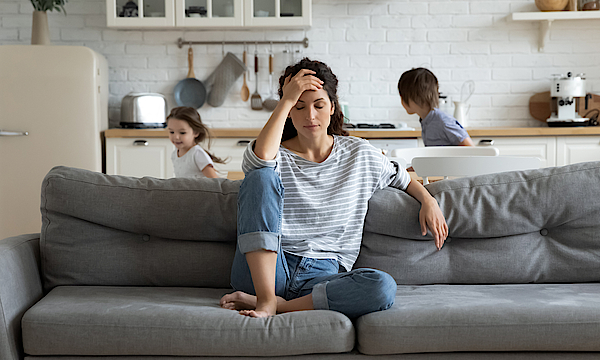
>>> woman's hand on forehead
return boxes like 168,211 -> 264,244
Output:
282,69 -> 324,104
284,69 -> 321,84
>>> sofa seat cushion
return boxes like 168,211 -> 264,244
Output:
22,286 -> 354,357
357,284 -> 600,355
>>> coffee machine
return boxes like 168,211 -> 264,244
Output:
547,72 -> 589,127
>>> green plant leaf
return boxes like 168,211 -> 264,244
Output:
30,0 -> 67,13
30,0 -> 41,11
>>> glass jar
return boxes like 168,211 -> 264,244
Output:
580,0 -> 600,10
438,94 -> 454,116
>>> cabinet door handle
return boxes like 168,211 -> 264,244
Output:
236,140 -> 251,146
478,139 -> 494,146
133,140 -> 149,146
0,129 -> 29,136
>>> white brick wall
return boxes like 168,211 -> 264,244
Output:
2,0 -> 600,129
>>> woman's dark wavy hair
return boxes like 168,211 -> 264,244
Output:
166,106 -> 227,164
278,58 -> 348,142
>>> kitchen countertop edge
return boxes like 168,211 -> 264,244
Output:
103,127 -> 600,139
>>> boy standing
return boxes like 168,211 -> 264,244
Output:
398,68 -> 474,146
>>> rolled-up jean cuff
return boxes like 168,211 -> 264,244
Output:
238,231 -> 279,254
311,281 -> 330,310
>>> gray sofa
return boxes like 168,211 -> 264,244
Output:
2,161 -> 600,359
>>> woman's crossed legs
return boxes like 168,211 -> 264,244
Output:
220,167 -> 396,318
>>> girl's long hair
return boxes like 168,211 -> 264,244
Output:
166,107 -> 227,164
278,58 -> 348,142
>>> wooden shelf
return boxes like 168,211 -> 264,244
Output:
512,11 -> 600,21
511,11 -> 600,52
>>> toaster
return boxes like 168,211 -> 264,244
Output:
120,93 -> 167,128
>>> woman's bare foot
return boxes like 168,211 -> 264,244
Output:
239,297 -> 278,318
220,291 -> 256,311
220,291 -> 286,317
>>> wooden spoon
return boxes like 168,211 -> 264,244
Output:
240,50 -> 250,102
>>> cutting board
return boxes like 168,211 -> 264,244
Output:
529,91 -> 600,122
529,92 -> 552,122
529,92 -> 600,122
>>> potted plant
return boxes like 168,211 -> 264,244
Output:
30,0 -> 68,45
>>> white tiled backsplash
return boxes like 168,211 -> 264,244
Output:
2,0 -> 600,129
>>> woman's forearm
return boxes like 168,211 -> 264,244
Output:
254,99 -> 294,160
405,178 -> 448,249
405,179 -> 437,205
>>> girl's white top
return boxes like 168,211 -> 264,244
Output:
172,144 -> 213,178
242,135 -> 411,271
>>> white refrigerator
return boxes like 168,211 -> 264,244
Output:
0,45 -> 108,240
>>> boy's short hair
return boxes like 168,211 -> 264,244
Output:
397,68 -> 439,109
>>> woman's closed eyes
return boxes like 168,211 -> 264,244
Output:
295,102 -> 326,111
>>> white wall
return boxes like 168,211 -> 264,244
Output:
1,0 -> 599,129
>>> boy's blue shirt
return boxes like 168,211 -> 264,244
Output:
420,108 -> 470,146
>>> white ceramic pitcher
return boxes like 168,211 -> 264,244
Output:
453,101 -> 471,128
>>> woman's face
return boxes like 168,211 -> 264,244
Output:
289,87 -> 335,138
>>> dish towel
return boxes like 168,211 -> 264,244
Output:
204,52 -> 247,107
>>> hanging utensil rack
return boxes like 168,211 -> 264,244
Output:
177,37 -> 309,49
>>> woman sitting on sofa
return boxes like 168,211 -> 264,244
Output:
220,58 -> 448,318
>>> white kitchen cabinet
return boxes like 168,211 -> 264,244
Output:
175,0 -> 244,27
471,136 -> 556,168
209,138 -> 253,175
107,0 -> 310,28
106,137 -> 175,178
556,136 -> 600,166
106,0 -> 176,28
244,0 -> 311,28
104,131 -> 600,180
105,137 -> 250,179
418,136 -> 555,167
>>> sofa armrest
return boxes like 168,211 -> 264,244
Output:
0,234 -> 43,360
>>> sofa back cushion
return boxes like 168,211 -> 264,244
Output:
356,161 -> 600,285
41,162 -> 600,291
40,166 -> 239,291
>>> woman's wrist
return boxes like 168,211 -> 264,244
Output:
277,98 -> 296,112
422,196 -> 438,207
422,191 -> 437,205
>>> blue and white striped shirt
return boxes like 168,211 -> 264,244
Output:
242,135 -> 411,271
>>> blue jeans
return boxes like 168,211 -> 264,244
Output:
230,167 -> 397,319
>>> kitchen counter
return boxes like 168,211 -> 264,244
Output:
105,126 -> 600,179
104,127 -> 600,139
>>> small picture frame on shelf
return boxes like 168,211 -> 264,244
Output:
120,0 -> 138,17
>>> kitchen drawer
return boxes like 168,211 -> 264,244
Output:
556,136 -> 600,166
471,136 -> 556,168
106,137 -> 175,178
209,138 -> 254,174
